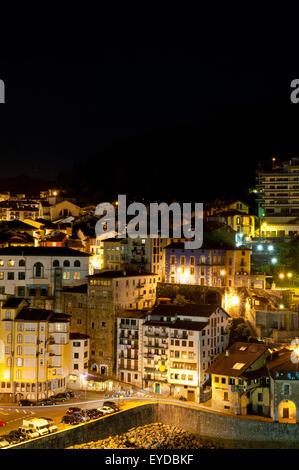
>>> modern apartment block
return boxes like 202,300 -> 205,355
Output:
0,246 -> 90,311
0,296 -> 71,402
87,270 -> 158,378
256,157 -> 299,220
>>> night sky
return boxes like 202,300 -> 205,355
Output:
0,8 -> 298,203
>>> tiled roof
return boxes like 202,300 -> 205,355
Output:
206,342 -> 269,377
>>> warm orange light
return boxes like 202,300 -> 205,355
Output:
279,273 -> 285,279
287,272 -> 293,278
220,270 -> 226,276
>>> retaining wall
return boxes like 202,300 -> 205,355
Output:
8,402 -> 299,449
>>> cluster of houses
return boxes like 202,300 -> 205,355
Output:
0,185 -> 298,425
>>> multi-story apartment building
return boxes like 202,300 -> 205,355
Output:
256,158 -> 299,221
165,240 -> 251,288
0,246 -> 90,311
68,332 -> 90,384
0,296 -> 71,402
141,303 -> 230,401
116,310 -> 148,388
87,270 -> 158,379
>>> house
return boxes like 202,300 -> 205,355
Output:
0,246 -> 90,311
206,342 -> 270,415
267,348 -> 299,423
68,332 -> 90,384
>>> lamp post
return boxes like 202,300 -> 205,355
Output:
80,373 -> 88,401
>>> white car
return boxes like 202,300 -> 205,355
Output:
97,406 -> 115,415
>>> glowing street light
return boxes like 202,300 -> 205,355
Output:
220,270 -> 226,276
271,257 -> 278,264
287,272 -> 293,278
279,273 -> 285,279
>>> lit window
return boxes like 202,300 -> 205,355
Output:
232,362 -> 246,370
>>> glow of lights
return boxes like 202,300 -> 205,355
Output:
230,295 -> 240,307
220,270 -> 226,276
279,273 -> 285,279
257,245 -> 263,251
279,304 -> 284,309
290,339 -> 299,363
271,258 -> 278,264
53,191 -> 57,196
268,245 -> 274,251
263,223 -> 267,227
287,272 -> 293,278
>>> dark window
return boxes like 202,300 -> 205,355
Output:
7,272 -> 14,280
18,272 -> 25,280
74,260 -> 81,267
63,260 -> 70,267
19,259 -> 25,267
53,260 -> 60,267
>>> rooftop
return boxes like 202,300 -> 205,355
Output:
0,246 -> 90,257
206,342 -> 269,377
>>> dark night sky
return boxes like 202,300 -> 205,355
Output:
0,7 -> 298,202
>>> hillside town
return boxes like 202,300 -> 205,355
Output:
0,158 -> 299,433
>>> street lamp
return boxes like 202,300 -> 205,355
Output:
80,373 -> 88,400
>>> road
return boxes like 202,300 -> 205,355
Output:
0,391 -> 154,438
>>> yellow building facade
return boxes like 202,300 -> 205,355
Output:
0,297 -> 70,403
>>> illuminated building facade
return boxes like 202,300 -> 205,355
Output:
165,241 -> 251,288
87,270 -> 158,378
0,297 -> 70,403
142,303 -> 230,401
116,310 -> 148,388
0,246 -> 90,311
207,342 -> 270,415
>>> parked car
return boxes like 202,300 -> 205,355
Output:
66,406 -> 82,415
86,408 -> 102,419
18,427 -> 40,439
0,437 -> 10,448
2,434 -> 19,445
0,420 -> 6,427
19,399 -> 36,407
66,391 -> 75,398
61,415 -> 80,425
38,399 -> 55,406
97,406 -> 115,415
8,430 -> 26,443
103,401 -> 120,411
72,411 -> 90,423
52,393 -> 68,402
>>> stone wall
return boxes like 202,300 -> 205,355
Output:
9,402 -> 299,449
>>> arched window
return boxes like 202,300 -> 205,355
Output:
63,260 -> 70,267
17,334 -> 22,343
19,259 -> 25,267
6,357 -> 11,367
74,260 -> 81,267
53,260 -> 60,267
33,262 -> 44,278
8,259 -> 15,267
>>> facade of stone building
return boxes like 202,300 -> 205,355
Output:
62,283 -> 88,335
86,270 -> 158,378
267,348 -> 299,423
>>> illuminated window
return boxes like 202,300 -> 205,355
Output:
8,260 -> 14,266
232,362 -> 245,370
